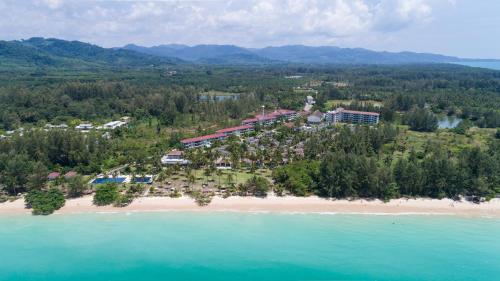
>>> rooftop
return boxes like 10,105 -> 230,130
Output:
181,133 -> 226,144
216,124 -> 253,133
330,108 -> 380,116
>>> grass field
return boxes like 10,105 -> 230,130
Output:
389,126 -> 496,161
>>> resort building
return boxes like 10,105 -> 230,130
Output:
47,172 -> 60,180
75,123 -> 93,131
325,108 -> 379,125
215,157 -> 232,170
45,123 -> 68,130
306,95 -> 315,105
98,120 -> 127,130
242,109 -> 298,126
181,133 -> 226,149
216,124 -> 254,136
161,150 -> 190,165
307,110 -> 324,124
64,171 -> 78,179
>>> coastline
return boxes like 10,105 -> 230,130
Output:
1,195 -> 500,218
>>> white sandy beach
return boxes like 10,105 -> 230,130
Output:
1,196 -> 500,217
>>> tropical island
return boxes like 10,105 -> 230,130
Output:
0,38 -> 499,216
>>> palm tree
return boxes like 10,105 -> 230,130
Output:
216,168 -> 223,187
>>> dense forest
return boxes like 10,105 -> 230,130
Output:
1,64 -> 500,131
274,126 -> 500,200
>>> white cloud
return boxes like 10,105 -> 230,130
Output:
0,0 -> 453,48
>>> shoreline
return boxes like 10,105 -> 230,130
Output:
1,196 -> 500,218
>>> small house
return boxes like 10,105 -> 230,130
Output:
47,172 -> 61,180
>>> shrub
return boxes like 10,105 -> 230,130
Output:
113,193 -> 134,207
25,188 -> 65,215
67,176 -> 88,198
93,183 -> 119,206
240,176 -> 271,197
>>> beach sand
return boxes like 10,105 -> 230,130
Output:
1,196 -> 500,217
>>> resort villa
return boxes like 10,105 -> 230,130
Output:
215,157 -> 232,169
325,108 -> 379,125
47,172 -> 60,180
98,120 -> 127,130
75,123 -> 94,131
161,150 -> 190,165
45,123 -> 68,130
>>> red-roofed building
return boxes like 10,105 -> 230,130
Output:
325,108 -> 379,124
47,172 -> 61,180
64,171 -> 78,179
181,133 -> 226,149
242,109 -> 298,126
216,124 -> 254,136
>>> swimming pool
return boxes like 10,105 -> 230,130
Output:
132,177 -> 152,184
91,177 -> 127,184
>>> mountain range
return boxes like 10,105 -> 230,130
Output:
123,43 -> 494,65
0,37 -> 497,68
0,37 -> 179,69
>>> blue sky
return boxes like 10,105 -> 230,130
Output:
0,0 -> 499,58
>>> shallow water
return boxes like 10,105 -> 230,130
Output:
0,213 -> 498,281
438,115 -> 462,129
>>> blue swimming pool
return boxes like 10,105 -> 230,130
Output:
91,177 -> 126,184
132,177 -> 152,184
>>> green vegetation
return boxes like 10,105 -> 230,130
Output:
0,57 -> 499,213
403,107 -> 438,132
272,125 -> 500,200
238,176 -> 271,197
93,184 -> 119,206
67,176 -> 89,198
25,188 -> 65,215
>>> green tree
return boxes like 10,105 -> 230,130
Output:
93,183 -> 119,206
67,176 -> 88,198
25,188 -> 65,215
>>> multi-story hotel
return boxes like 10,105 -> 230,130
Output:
216,124 -> 254,136
325,108 -> 379,124
180,133 -> 227,149
242,109 -> 298,126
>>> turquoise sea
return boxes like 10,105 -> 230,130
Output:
453,61 -> 500,70
0,213 -> 499,281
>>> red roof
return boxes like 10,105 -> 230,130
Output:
243,109 -> 297,124
64,171 -> 77,178
216,124 -> 253,134
341,109 -> 380,116
181,133 -> 226,144
47,172 -> 61,179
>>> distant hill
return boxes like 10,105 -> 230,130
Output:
0,38 -> 180,69
2,38 -> 497,68
123,43 -> 496,65
124,44 -> 275,64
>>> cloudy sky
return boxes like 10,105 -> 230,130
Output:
1,0 -> 499,58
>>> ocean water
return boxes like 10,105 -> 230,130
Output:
0,213 -> 499,281
452,61 -> 500,70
